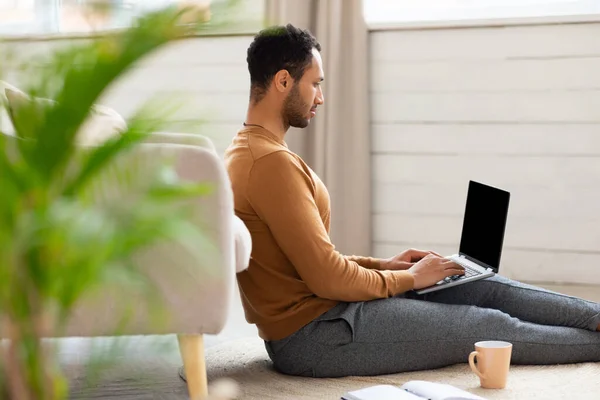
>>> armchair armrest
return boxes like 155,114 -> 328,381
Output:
233,215 -> 251,273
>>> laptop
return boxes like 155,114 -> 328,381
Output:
415,180 -> 510,295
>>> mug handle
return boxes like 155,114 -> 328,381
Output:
469,351 -> 486,380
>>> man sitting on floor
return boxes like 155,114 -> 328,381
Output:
224,23 -> 600,378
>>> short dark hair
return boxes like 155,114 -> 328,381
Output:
246,24 -> 321,102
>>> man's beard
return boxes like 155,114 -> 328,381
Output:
282,85 -> 311,129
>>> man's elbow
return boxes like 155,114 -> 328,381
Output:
307,280 -> 345,300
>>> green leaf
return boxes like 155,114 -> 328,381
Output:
62,91 -> 192,197
61,130 -> 148,197
149,181 -> 214,199
5,88 -> 54,141
0,135 -> 22,196
0,2 -> 247,398
31,8 -> 189,182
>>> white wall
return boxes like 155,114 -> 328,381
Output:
3,23 -> 599,285
370,22 -> 600,284
101,36 -> 254,154
0,35 -> 254,154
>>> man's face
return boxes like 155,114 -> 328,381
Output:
282,48 -> 325,129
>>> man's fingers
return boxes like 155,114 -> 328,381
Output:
442,260 -> 465,272
410,248 -> 444,262
441,267 -> 465,278
440,258 -> 460,266
409,249 -> 432,261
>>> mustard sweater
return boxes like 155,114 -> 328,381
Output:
224,126 -> 415,341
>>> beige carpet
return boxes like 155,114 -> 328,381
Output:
205,337 -> 600,400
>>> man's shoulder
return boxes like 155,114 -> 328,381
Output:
226,132 -> 295,163
225,132 -> 302,178
246,134 -> 293,161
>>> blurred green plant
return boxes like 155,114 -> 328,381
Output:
0,1 -> 244,399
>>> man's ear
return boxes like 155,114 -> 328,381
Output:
274,70 -> 292,92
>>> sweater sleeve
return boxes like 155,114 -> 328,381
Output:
246,151 -> 414,301
344,255 -> 383,270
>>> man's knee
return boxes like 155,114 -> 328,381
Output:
474,307 -> 519,332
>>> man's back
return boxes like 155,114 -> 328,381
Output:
224,125 -> 338,340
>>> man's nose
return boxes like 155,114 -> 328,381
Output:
316,86 -> 324,105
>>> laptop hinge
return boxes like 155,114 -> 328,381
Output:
458,252 -> 495,271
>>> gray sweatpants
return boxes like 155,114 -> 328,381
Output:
264,275 -> 600,378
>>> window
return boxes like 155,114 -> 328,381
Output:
0,0 -> 264,37
0,0 -> 39,35
364,0 -> 600,26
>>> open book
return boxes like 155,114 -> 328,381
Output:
341,380 -> 487,400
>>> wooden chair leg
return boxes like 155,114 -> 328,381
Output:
178,334 -> 208,400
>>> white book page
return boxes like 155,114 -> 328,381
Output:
400,381 -> 487,400
342,384 -> 423,400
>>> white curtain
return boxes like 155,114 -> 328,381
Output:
265,0 -> 372,256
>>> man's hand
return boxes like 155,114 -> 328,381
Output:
380,248 -> 443,271
407,254 -> 465,290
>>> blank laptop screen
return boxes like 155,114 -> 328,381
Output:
458,181 -> 510,271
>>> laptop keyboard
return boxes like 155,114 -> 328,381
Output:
443,259 -> 482,283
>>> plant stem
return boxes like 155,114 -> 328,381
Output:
5,320 -> 33,400
5,305 -> 59,400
